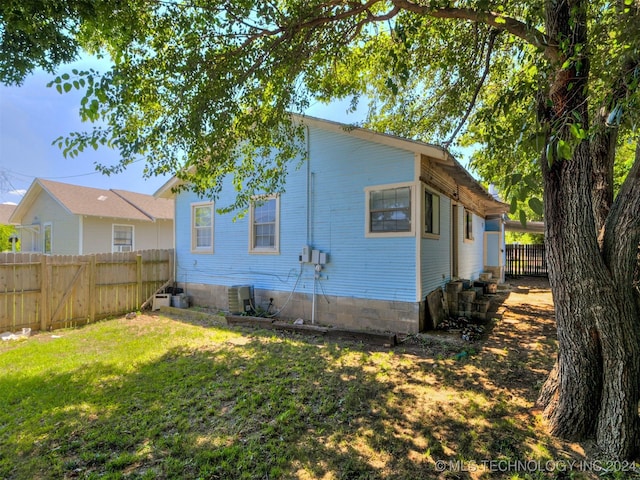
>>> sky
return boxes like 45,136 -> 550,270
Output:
0,56 -> 370,206
0,56 -> 478,207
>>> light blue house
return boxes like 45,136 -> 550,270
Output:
156,116 -> 508,333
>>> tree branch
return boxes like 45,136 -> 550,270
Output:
602,141 -> 640,292
391,0 -> 560,62
443,29 -> 499,148
592,55 -> 640,241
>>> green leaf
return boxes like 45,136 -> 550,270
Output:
524,174 -> 537,190
546,142 -> 555,167
510,197 -> 518,215
569,123 -> 587,140
63,83 -> 72,93
519,209 -> 527,228
55,84 -> 62,94
528,197 -> 544,216
556,139 -> 572,160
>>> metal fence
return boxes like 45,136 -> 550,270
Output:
505,244 -> 548,277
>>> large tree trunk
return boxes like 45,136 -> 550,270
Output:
536,0 -> 640,459
538,126 -> 640,460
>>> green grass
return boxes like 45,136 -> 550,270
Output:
0,313 -> 631,479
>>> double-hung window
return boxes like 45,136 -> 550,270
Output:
365,183 -> 413,237
464,208 -> 474,241
191,202 -> 214,253
113,224 -> 134,252
249,195 -> 279,254
423,188 -> 440,237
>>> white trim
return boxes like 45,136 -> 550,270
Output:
296,115 -> 450,161
112,223 -> 135,252
364,181 -> 415,238
190,202 -> 214,254
249,195 -> 280,255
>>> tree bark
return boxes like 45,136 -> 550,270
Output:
539,138 -> 603,441
537,0 -> 640,459
598,145 -> 640,455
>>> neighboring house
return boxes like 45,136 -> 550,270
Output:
156,116 -> 508,333
0,204 -> 16,226
10,179 -> 174,255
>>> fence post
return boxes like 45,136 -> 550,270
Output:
40,255 -> 49,331
136,254 -> 143,308
89,255 -> 96,323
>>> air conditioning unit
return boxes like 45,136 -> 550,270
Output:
228,285 -> 254,314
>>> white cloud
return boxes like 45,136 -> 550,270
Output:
8,189 -> 26,196
2,202 -> 17,205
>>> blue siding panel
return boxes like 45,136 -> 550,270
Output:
421,194 -> 451,297
485,217 -> 502,232
458,211 -> 485,280
174,125 -> 417,303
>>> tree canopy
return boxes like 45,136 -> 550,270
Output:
2,0 -> 640,459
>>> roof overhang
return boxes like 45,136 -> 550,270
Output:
153,114 -> 510,215
9,179 -> 73,224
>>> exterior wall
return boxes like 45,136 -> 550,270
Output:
16,193 -> 79,254
457,206 -> 485,280
181,282 -> 423,334
484,217 -> 505,283
174,124 -> 419,332
127,219 -> 174,250
82,217 -> 174,254
421,193 -> 452,296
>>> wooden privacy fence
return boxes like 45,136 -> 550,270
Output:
505,244 -> 548,277
0,249 -> 173,333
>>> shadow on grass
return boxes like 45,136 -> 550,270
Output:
0,282 -> 604,480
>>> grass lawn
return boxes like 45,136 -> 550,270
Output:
0,279 -> 633,479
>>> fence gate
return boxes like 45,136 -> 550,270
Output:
505,244 -> 548,277
0,250 -> 173,333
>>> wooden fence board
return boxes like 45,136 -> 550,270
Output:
0,249 -> 173,332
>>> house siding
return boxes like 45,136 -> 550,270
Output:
82,217 -> 174,254
174,125 -> 419,331
457,207 -> 485,280
421,194 -> 452,296
17,193 -> 79,254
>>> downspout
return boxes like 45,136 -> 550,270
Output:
306,125 -> 311,245
306,125 -> 317,324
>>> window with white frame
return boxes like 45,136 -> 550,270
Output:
191,202 -> 214,253
464,209 -> 474,241
249,195 -> 279,253
365,184 -> 413,236
423,188 -> 440,236
43,223 -> 52,254
113,224 -> 134,252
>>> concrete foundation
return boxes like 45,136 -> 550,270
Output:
177,282 -> 423,334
